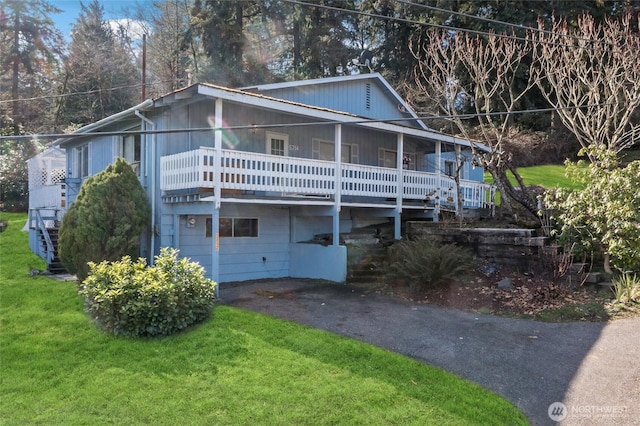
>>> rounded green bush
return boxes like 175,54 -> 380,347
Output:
80,247 -> 217,337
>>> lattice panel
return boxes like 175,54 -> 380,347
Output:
51,168 -> 66,184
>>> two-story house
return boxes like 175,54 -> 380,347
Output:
28,73 -> 493,284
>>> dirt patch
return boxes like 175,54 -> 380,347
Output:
350,268 -> 638,322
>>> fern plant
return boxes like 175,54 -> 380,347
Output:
388,237 -> 476,292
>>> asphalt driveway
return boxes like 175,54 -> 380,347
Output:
220,279 -> 640,426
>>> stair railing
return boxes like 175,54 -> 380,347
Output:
35,210 -> 56,265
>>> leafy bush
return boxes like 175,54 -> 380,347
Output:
59,158 -> 151,281
545,147 -> 640,272
388,237 -> 476,292
80,248 -> 217,337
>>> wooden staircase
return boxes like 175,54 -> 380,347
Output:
39,226 -> 66,274
32,209 -> 67,274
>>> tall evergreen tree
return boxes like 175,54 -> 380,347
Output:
55,0 -> 138,127
191,0 -> 269,86
0,0 -> 63,134
289,0 -> 360,78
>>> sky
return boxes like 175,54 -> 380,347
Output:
49,0 -> 151,40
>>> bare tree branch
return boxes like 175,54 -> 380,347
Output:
532,13 -> 640,161
410,28 -> 540,217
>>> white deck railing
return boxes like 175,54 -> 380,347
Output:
160,148 -> 494,208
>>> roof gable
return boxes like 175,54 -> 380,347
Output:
241,73 -> 428,130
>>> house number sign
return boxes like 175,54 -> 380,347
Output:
289,145 -> 300,151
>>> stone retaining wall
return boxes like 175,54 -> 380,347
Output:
406,222 -> 546,272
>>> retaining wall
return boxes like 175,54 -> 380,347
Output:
406,222 -> 546,272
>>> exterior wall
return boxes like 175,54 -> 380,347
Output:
159,202 -> 352,283
159,99 -> 439,173
290,243 -> 347,282
251,78 -> 419,127
172,204 -> 291,283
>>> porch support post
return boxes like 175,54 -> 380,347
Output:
434,140 -> 442,222
211,98 -> 223,295
213,98 -> 223,210
454,143 -> 461,216
333,124 -> 342,246
211,208 -> 220,297
395,133 -> 404,240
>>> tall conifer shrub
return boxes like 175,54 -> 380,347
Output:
59,158 -> 151,280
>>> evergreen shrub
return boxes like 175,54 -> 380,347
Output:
58,158 -> 151,281
80,248 -> 217,337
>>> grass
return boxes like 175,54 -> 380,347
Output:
485,164 -> 584,190
537,303 -> 609,322
0,212 -> 527,425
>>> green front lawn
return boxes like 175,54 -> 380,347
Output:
0,213 -> 527,425
485,164 -> 583,190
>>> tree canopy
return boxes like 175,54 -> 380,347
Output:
54,0 -> 139,127
2,0 -> 638,134
0,0 -> 63,134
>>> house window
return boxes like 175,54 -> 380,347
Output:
378,149 -> 396,168
378,149 -> 416,170
206,218 -> 259,238
315,139 -> 354,163
75,144 -> 89,178
266,132 -> 288,156
120,132 -> 141,175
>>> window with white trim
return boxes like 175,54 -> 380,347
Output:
119,132 -> 141,175
313,139 -> 357,163
266,132 -> 288,156
378,149 -> 415,170
75,144 -> 89,178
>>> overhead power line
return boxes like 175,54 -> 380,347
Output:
1,1 -> 621,108
396,0 -> 604,45
0,102 -> 611,142
280,0 -> 614,47
0,80 -> 176,105
280,0 -> 531,43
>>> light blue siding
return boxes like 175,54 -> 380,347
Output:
176,205 -> 290,283
162,100 -> 438,173
290,243 -> 347,282
249,77 -> 421,128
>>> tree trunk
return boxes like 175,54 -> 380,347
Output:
603,253 -> 613,275
12,12 -> 21,134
